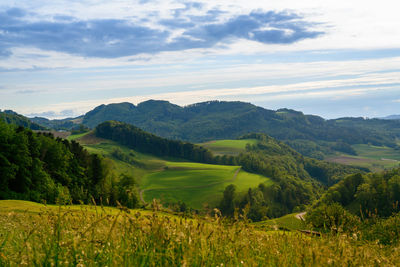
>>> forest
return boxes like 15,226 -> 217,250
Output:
0,120 -> 139,208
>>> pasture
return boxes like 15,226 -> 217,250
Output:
73,136 -> 272,208
200,139 -> 258,156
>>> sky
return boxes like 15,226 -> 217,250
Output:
0,0 -> 400,119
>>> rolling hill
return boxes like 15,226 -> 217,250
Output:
70,131 -> 272,209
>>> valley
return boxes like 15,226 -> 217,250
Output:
71,131 -> 272,209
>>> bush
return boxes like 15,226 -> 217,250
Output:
361,213 -> 400,245
306,203 -> 360,232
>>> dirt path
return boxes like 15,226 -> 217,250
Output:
139,167 -> 241,204
295,212 -> 306,221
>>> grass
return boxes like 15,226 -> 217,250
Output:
0,199 -> 152,216
326,144 -> 400,171
200,139 -> 258,156
66,131 -> 90,141
142,164 -> 272,209
1,200 -> 400,266
256,213 -> 305,231
73,137 -> 272,209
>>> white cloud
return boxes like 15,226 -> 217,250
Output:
2,0 -> 400,119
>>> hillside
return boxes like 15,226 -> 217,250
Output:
35,100 -> 400,159
83,101 -> 400,147
71,133 -> 271,209
0,110 -> 45,130
92,121 -> 364,217
0,120 -> 139,208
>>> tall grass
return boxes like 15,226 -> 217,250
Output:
0,205 -> 399,266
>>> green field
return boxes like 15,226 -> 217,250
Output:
66,131 -> 89,140
74,136 -> 272,208
143,166 -> 272,209
200,139 -> 258,156
326,144 -> 400,171
256,213 -> 305,231
0,199 -> 153,216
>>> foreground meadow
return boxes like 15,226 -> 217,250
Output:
0,201 -> 399,266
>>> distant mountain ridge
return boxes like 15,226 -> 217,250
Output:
30,116 -> 84,130
379,115 -> 400,120
23,100 -> 400,158
81,100 -> 400,143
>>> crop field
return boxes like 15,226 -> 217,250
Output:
1,200 -> 399,266
326,144 -> 400,171
200,139 -> 258,156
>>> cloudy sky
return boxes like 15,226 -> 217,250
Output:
1,0 -> 400,119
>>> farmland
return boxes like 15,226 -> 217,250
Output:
326,144 -> 400,171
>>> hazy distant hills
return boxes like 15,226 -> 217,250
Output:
380,115 -> 400,120
25,100 -> 400,158
30,116 -> 84,130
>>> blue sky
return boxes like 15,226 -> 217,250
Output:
0,0 -> 400,119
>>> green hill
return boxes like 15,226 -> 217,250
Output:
72,133 -> 272,209
36,100 -> 400,160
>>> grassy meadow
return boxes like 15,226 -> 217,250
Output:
200,139 -> 258,156
143,168 -> 271,209
1,200 -> 400,266
72,135 -> 272,209
255,213 -> 305,231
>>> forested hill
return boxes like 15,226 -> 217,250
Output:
83,100 -> 399,152
30,116 -> 84,131
0,121 -> 139,208
0,110 -> 45,130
